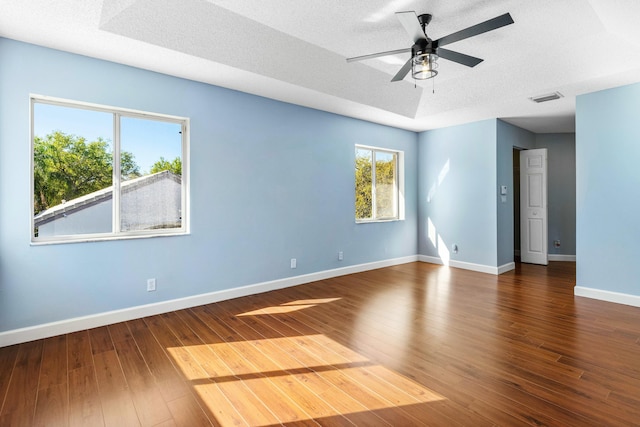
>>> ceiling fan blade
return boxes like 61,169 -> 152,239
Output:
346,48 -> 412,63
396,11 -> 426,43
391,57 -> 414,82
435,13 -> 514,48
436,48 -> 483,67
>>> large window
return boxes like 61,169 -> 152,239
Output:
355,145 -> 404,222
31,96 -> 189,243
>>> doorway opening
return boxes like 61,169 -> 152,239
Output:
513,147 -> 523,261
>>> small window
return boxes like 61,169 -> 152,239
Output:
31,96 -> 189,244
355,145 -> 404,222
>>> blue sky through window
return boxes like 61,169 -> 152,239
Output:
33,103 -> 182,174
121,116 -> 182,175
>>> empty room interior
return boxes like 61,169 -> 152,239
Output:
1,1 -> 640,425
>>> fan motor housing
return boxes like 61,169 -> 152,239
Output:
412,39 -> 436,58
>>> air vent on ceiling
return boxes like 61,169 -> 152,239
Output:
530,92 -> 564,103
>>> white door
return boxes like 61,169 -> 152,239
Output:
520,149 -> 548,265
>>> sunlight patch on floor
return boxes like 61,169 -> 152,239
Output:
237,297 -> 342,316
236,304 -> 317,316
167,329 -> 446,426
280,298 -> 342,306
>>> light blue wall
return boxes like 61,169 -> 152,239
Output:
576,82 -> 640,296
0,38 -> 418,331
496,120 -> 535,266
417,120 -> 498,267
534,133 -> 576,256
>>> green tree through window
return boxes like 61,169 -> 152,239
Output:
150,156 -> 182,176
355,149 -> 372,219
33,131 -> 141,214
355,146 -> 399,221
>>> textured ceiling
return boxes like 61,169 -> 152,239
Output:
2,0 -> 640,133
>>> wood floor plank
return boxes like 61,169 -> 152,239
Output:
160,312 -> 236,379
68,365 -> 104,427
108,322 -> 173,426
68,330 -> 92,371
127,318 -> 190,403
0,340 -> 43,427
156,312 -> 251,426
33,335 -> 69,426
33,382 -> 68,427
89,326 -> 114,355
165,394 -> 215,427
92,349 -> 140,427
191,381 -> 248,427
38,334 -> 68,389
0,343 -> 19,415
67,330 -> 104,427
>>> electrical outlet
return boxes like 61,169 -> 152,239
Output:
147,278 -> 156,292
554,240 -> 561,248
290,258 -> 297,269
338,251 -> 343,261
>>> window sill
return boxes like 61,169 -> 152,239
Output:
355,218 -> 403,224
30,230 -> 190,246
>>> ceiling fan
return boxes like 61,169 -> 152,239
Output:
347,11 -> 514,82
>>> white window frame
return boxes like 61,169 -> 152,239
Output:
355,144 -> 405,223
30,95 -> 190,244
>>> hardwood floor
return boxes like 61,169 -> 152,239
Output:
1,261 -> 639,426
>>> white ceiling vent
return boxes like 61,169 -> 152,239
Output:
530,92 -> 564,103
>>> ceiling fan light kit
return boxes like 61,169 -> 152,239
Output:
412,53 -> 438,80
347,10 -> 514,83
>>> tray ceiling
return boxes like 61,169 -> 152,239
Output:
2,0 -> 640,132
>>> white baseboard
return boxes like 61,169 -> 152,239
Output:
418,255 -> 444,266
418,255 -> 514,275
514,252 -> 575,262
0,255 -> 418,348
548,254 -> 576,262
497,262 -> 516,274
574,286 -> 640,308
